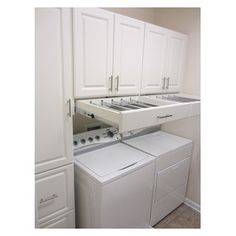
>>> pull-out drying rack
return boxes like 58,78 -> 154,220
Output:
75,95 -> 200,133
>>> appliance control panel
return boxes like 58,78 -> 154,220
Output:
73,127 -> 121,152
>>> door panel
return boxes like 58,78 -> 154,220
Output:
73,8 -> 114,97
141,24 -> 168,94
36,164 -> 74,224
150,185 -> 186,226
155,158 -> 190,201
166,31 -> 187,92
113,14 -> 144,95
35,8 -> 73,173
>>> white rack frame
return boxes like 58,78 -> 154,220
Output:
76,95 -> 200,133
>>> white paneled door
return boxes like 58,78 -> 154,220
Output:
73,8 -> 114,97
35,164 -> 75,224
141,24 -> 168,94
165,31 -> 187,92
35,8 -> 73,173
113,14 -> 145,95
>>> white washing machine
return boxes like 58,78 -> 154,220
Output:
123,130 -> 193,226
73,127 -> 155,228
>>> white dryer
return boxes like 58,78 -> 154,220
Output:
123,131 -> 193,226
73,128 -> 155,228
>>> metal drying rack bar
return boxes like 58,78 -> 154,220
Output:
90,98 -> 159,112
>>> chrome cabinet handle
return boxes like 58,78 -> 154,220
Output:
115,76 -> 119,91
39,194 -> 58,204
166,77 -> 170,89
109,75 -> 113,91
157,114 -> 173,119
162,77 -> 166,89
67,99 -> 72,117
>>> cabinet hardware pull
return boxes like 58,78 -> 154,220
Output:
166,77 -> 170,89
162,77 -> 166,89
109,75 -> 113,91
115,76 -> 119,91
39,194 -> 58,204
67,99 -> 72,117
157,114 -> 173,119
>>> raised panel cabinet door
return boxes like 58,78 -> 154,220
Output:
113,14 -> 145,95
35,8 -> 73,174
141,24 -> 168,94
35,164 -> 75,225
165,31 -> 187,92
73,8 -> 114,98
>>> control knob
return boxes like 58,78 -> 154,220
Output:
107,130 -> 114,138
95,135 -> 100,140
88,137 -> 93,142
80,139 -> 86,144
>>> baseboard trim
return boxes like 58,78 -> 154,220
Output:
184,198 -> 200,213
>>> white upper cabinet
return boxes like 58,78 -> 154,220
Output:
73,9 -> 145,98
141,26 -> 187,94
35,8 -> 73,173
165,31 -> 187,92
73,8 -> 114,98
113,14 -> 145,95
141,24 -> 168,94
73,8 -> 187,98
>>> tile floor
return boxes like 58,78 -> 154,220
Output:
154,203 -> 200,228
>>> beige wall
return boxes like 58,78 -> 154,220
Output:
74,8 -> 201,206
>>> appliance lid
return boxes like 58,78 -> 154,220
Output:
123,131 -> 192,157
75,143 -> 151,177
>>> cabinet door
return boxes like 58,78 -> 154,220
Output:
35,164 -> 74,225
165,31 -> 187,92
141,24 -> 168,94
35,8 -> 73,173
113,14 -> 144,95
73,8 -> 114,98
